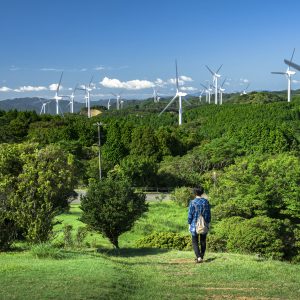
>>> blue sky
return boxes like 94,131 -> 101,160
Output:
1,0 -> 300,101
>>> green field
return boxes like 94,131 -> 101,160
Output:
1,202 -> 300,300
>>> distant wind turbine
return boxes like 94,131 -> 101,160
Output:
107,98 -> 111,110
200,83 -> 211,104
53,72 -> 64,115
40,100 -> 51,115
159,60 -> 187,125
219,78 -> 227,105
111,93 -> 122,110
240,83 -> 250,95
78,76 -> 94,117
206,65 -> 222,105
272,48 -> 296,102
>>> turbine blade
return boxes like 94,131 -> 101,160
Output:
271,71 -> 286,75
245,83 -> 250,90
73,84 -> 78,93
57,72 -> 63,93
290,48 -> 296,63
221,77 -> 227,88
216,64 -> 223,74
175,59 -> 179,90
284,59 -> 300,71
159,95 -> 177,115
183,98 -> 191,106
89,76 -> 94,87
200,83 -> 208,89
205,65 -> 215,76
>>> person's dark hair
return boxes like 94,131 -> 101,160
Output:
194,187 -> 204,196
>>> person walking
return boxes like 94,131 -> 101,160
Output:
188,187 -> 211,263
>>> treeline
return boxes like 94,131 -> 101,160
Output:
1,96 -> 300,259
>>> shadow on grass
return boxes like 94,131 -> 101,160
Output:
96,247 -> 169,257
204,257 -> 217,263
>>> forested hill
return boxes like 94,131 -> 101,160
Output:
1,92 -> 300,261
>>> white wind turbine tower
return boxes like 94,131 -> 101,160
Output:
65,84 -> 78,113
107,98 -> 111,110
219,78 -> 227,105
159,60 -> 187,125
199,89 -> 204,102
78,76 -> 94,118
272,49 -> 296,103
53,72 -> 64,115
153,88 -> 160,102
111,93 -> 122,110
40,101 -> 51,115
206,65 -> 222,105
200,83 -> 211,104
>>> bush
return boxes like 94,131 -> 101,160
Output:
170,187 -> 194,207
75,226 -> 88,248
81,174 -> 148,248
136,232 -> 192,250
227,216 -> 284,260
0,215 -> 16,251
31,243 -> 65,259
63,225 -> 74,248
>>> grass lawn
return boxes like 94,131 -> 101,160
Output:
1,201 -> 300,299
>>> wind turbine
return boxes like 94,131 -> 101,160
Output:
40,101 -> 51,114
240,83 -> 250,95
53,72 -> 64,115
219,78 -> 227,105
206,65 -> 222,105
199,89 -> 204,102
64,84 -> 78,113
153,88 -> 160,102
159,60 -> 187,125
200,83 -> 211,104
78,76 -> 94,117
272,48 -> 296,102
111,93 -> 122,110
107,98 -> 111,110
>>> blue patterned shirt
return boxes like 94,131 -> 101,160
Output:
188,197 -> 211,236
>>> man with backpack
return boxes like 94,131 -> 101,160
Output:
188,187 -> 211,263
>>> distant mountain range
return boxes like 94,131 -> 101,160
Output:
0,97 -> 111,114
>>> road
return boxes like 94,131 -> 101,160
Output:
71,190 -> 170,204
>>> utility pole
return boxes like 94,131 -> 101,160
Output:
94,122 -> 103,180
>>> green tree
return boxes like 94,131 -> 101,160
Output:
11,144 -> 76,243
80,174 -> 147,248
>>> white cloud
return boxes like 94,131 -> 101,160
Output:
80,68 -> 87,72
180,75 -> 193,82
181,86 -> 197,92
292,80 -> 300,84
100,77 -> 155,90
49,83 -> 62,91
240,78 -> 249,83
14,86 -> 47,92
94,66 -> 105,71
41,68 -> 63,72
0,86 -> 12,92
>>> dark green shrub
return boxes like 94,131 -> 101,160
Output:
81,174 -> 147,248
170,187 -> 194,207
63,224 -> 74,248
75,226 -> 88,248
227,216 -> 284,260
136,232 -> 192,250
31,243 -> 65,259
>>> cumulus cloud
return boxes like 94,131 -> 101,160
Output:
181,86 -> 197,92
180,75 -> 193,82
94,66 -> 105,71
100,77 -> 155,90
154,78 -> 168,87
0,86 -> 12,92
49,83 -> 62,91
14,86 -> 48,92
292,79 -> 300,84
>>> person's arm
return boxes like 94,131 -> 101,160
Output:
187,201 -> 194,225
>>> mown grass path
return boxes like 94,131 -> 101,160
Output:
1,249 -> 300,299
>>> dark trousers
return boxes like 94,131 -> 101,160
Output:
192,234 -> 207,259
